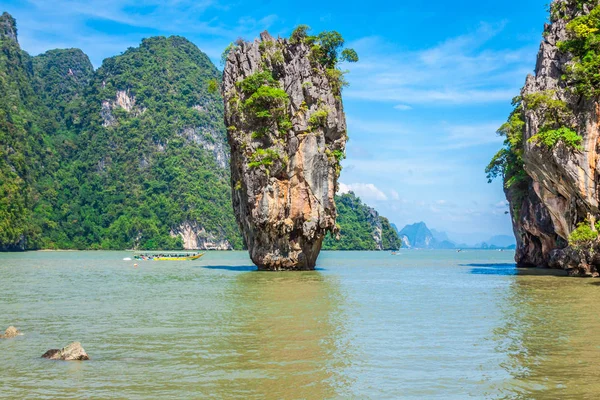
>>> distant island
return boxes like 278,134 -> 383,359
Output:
396,222 -> 516,250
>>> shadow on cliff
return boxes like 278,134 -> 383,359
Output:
463,263 -> 568,276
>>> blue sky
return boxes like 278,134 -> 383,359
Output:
1,0 -> 550,243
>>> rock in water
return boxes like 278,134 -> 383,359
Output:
42,342 -> 90,360
0,326 -> 20,339
223,31 -> 348,270
495,0 -> 600,276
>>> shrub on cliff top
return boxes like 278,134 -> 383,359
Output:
221,43 -> 238,66
288,25 -> 358,95
557,4 -> 600,97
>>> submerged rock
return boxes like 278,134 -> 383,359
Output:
0,326 -> 20,339
223,31 -> 348,270
42,342 -> 90,361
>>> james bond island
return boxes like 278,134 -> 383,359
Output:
489,0 -> 600,276
223,28 -> 357,270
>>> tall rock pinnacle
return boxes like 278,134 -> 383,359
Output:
493,0 -> 600,276
223,31 -> 348,270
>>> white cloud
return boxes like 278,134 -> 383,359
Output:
344,23 -> 536,106
394,104 -> 412,111
338,183 -> 388,201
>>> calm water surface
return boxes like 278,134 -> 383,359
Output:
1,250 -> 600,399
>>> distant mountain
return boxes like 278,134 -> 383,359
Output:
475,235 -> 516,250
397,222 -> 455,249
430,229 -> 450,242
396,223 -> 516,249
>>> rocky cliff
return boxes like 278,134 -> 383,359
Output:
492,0 -> 600,276
223,31 -> 350,270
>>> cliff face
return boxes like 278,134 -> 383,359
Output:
503,0 -> 600,276
223,32 -> 348,270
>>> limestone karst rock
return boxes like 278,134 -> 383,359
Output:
42,342 -> 90,360
0,326 -> 20,339
498,0 -> 600,276
223,31 -> 348,270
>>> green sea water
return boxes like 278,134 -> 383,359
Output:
1,250 -> 600,399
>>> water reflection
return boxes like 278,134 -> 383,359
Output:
493,275 -> 600,399
212,271 -> 353,399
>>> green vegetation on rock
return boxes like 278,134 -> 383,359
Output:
323,192 -> 401,251
523,91 -> 582,150
569,220 -> 600,245
558,3 -> 600,97
486,96 -> 529,219
289,25 -> 358,95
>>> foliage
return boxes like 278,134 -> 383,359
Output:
290,25 -> 311,44
569,220 -> 599,245
323,192 -> 401,250
341,48 -> 359,63
486,96 -> 530,219
244,86 -> 289,115
0,29 -> 49,248
557,4 -> 600,97
325,68 -> 350,96
238,70 -> 292,138
308,107 -> 329,129
331,149 -> 345,162
289,25 -> 358,94
248,148 -> 280,169
0,32 -> 243,250
486,97 -> 526,185
523,91 -> 582,150
380,216 -> 402,251
207,78 -> 219,94
220,43 -> 237,66
529,126 -> 583,149
237,70 -> 277,94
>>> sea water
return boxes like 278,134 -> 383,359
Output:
1,250 -> 599,399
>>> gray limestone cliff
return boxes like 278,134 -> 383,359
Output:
502,0 -> 600,276
223,31 -> 348,270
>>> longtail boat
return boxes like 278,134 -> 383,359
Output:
133,253 -> 205,261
